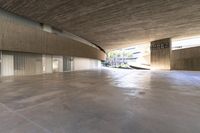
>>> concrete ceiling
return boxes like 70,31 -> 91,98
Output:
0,0 -> 200,50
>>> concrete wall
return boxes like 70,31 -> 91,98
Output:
171,46 -> 200,71
0,10 -> 106,61
151,38 -> 171,70
2,53 -> 14,76
74,57 -> 101,71
42,55 -> 53,74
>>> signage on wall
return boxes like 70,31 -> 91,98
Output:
151,42 -> 170,50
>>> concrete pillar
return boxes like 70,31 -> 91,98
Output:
150,38 -> 171,70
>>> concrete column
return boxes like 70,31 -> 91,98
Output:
150,38 -> 171,70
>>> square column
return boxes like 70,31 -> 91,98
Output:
151,38 -> 171,70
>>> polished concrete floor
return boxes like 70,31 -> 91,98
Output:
0,68 -> 200,133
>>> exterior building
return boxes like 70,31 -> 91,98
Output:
106,44 -> 150,69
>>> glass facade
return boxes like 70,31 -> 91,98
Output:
0,51 -> 101,77
13,52 -> 43,76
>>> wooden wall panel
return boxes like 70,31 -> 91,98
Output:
0,21 -> 46,54
0,12 -> 106,61
171,46 -> 200,71
151,38 -> 171,70
45,34 -> 73,56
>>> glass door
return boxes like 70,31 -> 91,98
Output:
63,56 -> 73,72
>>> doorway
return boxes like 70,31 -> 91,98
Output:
52,56 -> 63,72
63,56 -> 73,72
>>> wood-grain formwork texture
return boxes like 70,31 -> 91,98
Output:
0,0 -> 200,49
171,46 -> 200,71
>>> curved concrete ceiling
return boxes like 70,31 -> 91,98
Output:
0,0 -> 200,50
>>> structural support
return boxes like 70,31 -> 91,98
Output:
151,38 -> 171,70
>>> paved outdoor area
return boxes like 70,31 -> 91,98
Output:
0,68 -> 200,133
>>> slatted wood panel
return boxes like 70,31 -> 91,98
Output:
0,11 -> 106,61
1,0 -> 200,49
151,38 -> 171,70
171,46 -> 200,71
